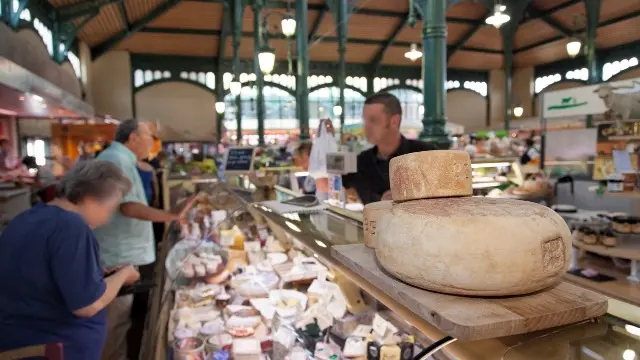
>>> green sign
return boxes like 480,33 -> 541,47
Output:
547,96 -> 588,111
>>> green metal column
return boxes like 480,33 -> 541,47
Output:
366,76 -> 374,97
336,0 -> 348,136
236,95 -> 243,144
418,0 -> 448,148
253,0 -> 265,145
502,29 -> 514,132
295,0 -> 310,140
232,0 -> 244,144
499,0 -> 530,132
585,0 -> 601,128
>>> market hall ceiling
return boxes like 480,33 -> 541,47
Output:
48,0 -> 640,70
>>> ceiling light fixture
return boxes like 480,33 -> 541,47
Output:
405,43 -> 422,62
485,4 -> 510,28
513,105 -> 524,118
566,38 -> 582,57
281,14 -> 296,37
258,45 -> 276,74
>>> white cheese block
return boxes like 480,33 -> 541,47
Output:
363,201 -> 393,249
389,150 -> 472,202
375,197 -> 572,296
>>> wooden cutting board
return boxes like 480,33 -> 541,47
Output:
331,244 -> 608,341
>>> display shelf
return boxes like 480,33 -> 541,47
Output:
151,179 -> 640,360
572,239 -> 640,282
332,244 -> 607,341
564,255 -> 640,308
244,191 -> 640,360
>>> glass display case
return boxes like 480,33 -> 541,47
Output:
144,175 -> 640,360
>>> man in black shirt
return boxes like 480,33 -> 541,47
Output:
342,93 -> 437,204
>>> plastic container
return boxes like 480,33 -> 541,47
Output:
173,336 -> 206,360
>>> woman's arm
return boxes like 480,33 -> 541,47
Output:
73,266 -> 139,317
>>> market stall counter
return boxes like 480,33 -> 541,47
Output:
236,187 -> 640,360
152,173 -> 640,360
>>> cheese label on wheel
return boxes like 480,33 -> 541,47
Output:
362,201 -> 392,249
389,150 -> 472,202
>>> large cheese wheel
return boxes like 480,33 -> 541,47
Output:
375,197 -> 571,296
362,201 -> 392,248
389,150 -> 472,202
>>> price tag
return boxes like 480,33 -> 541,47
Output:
372,313 -> 388,338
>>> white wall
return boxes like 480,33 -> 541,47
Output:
135,81 -> 217,142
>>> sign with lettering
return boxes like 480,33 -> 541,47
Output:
223,147 -> 256,174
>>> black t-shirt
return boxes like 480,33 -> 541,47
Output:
342,136 -> 437,204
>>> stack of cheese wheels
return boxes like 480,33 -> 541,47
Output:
372,150 -> 572,296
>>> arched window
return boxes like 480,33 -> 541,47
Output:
223,86 -> 297,144
388,88 -> 422,128
67,51 -> 81,78
309,86 -> 365,131
602,57 -> 639,81
534,73 -> 561,94
565,68 -> 588,81
134,69 -> 144,87
205,72 -> 215,89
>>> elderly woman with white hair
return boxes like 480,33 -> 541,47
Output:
0,160 -> 141,360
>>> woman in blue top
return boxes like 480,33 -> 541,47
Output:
0,160 -> 140,360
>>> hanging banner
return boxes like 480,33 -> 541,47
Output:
542,77 -> 640,119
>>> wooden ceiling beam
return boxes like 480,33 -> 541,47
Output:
308,9 -> 326,43
526,3 -> 572,37
138,27 -> 502,54
56,0 -> 122,22
447,21 -> 485,61
514,10 -> 640,53
370,14 -> 410,74
117,1 -> 129,31
91,0 -> 182,59
520,0 -> 582,25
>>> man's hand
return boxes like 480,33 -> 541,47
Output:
381,190 -> 393,201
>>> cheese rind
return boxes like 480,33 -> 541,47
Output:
363,201 -> 393,248
375,197 -> 572,296
389,150 -> 472,202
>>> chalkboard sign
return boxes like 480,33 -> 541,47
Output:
223,147 -> 256,174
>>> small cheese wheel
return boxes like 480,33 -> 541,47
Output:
389,150 -> 472,202
362,201 -> 393,249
